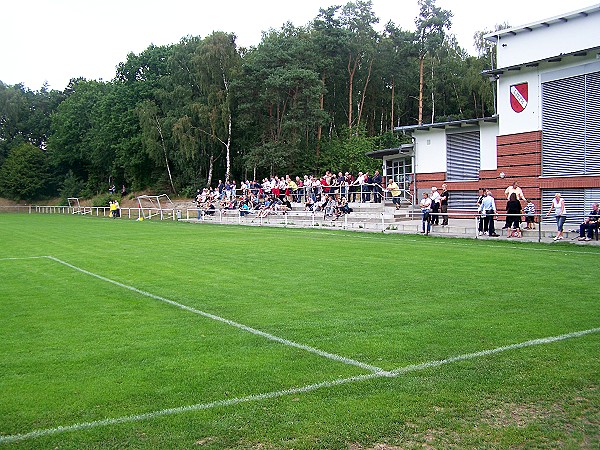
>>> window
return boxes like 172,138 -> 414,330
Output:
446,130 -> 480,181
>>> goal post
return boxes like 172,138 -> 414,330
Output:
136,194 -> 176,220
67,197 -> 90,215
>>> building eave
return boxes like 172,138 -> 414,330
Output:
394,116 -> 498,134
366,143 -> 414,159
482,45 -> 600,78
483,5 -> 600,43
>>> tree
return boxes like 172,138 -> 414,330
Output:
136,99 -> 177,194
0,143 -> 50,200
235,25 -> 327,177
338,1 -> 379,131
415,0 -> 452,124
379,22 -> 418,130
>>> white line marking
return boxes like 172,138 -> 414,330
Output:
45,256 -> 386,375
2,327 -> 598,444
0,256 -> 49,261
292,230 -> 600,256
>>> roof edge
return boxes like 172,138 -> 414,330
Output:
484,5 -> 600,42
394,116 -> 498,134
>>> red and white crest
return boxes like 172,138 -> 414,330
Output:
510,82 -> 528,113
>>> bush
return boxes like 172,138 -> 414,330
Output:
91,193 -> 121,207
0,143 -> 51,201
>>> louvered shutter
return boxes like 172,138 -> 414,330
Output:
542,189 -> 585,226
446,131 -> 480,181
585,71 -> 600,174
447,190 -> 479,210
542,75 -> 586,176
542,70 -> 600,176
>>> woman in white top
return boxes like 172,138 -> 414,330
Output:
546,193 -> 567,241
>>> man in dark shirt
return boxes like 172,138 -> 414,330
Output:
578,203 -> 599,241
372,170 -> 383,203
440,183 -> 449,226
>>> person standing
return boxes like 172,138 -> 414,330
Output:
440,183 -> 449,226
419,192 -> 432,235
523,200 -> 536,229
430,187 -> 440,226
505,193 -> 522,236
503,181 -> 527,229
372,170 -> 383,203
477,187 -> 488,235
504,181 -> 527,201
478,190 -> 499,237
387,179 -> 401,209
546,192 -> 566,241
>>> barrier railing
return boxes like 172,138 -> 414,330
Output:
2,205 -> 597,242
222,183 -> 413,205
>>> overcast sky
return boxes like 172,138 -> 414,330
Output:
1,0 -> 597,91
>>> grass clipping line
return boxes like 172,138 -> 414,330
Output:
1,327 -> 598,444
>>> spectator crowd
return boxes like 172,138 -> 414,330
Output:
194,170 -> 403,219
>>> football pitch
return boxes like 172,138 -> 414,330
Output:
0,214 -> 598,449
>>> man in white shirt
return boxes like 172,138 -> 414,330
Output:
419,192 -> 432,235
430,187 -> 441,225
478,190 -> 499,237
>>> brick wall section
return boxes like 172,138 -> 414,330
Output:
414,130 -> 598,209
540,177 -> 600,189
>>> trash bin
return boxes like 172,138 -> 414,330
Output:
176,210 -> 182,220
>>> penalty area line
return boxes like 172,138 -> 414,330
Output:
44,256 -> 386,375
0,255 -> 51,262
2,326 -> 598,444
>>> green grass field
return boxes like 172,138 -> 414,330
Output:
0,214 -> 598,449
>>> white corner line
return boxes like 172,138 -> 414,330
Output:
2,326 -> 598,444
43,256 -> 386,375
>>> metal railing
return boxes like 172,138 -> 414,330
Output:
216,183 -> 413,205
2,205 -> 597,242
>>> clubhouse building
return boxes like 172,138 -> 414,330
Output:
375,5 -> 600,221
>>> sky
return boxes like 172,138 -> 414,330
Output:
1,0 -> 598,91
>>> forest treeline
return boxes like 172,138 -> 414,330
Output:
0,0 -> 500,202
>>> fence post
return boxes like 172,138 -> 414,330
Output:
381,212 -> 385,232
538,214 -> 542,243
311,210 -> 315,227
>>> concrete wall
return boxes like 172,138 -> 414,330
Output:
414,128 -> 446,174
495,9 -> 600,68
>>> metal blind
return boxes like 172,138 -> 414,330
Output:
542,75 -> 586,176
586,71 -> 600,173
447,190 -> 479,210
542,189 -> 591,226
446,131 -> 480,181
542,71 -> 600,176
584,188 -> 600,211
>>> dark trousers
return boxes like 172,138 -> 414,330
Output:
431,204 -> 439,225
580,222 -> 598,238
484,215 -> 496,235
440,204 -> 448,225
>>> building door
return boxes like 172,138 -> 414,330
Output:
385,157 -> 413,199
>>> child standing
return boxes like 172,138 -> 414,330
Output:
524,200 -> 536,229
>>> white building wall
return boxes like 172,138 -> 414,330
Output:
495,9 -> 600,68
480,122 -> 498,171
496,70 -> 541,136
414,129 -> 446,174
411,123 -> 498,175
497,56 -> 600,137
